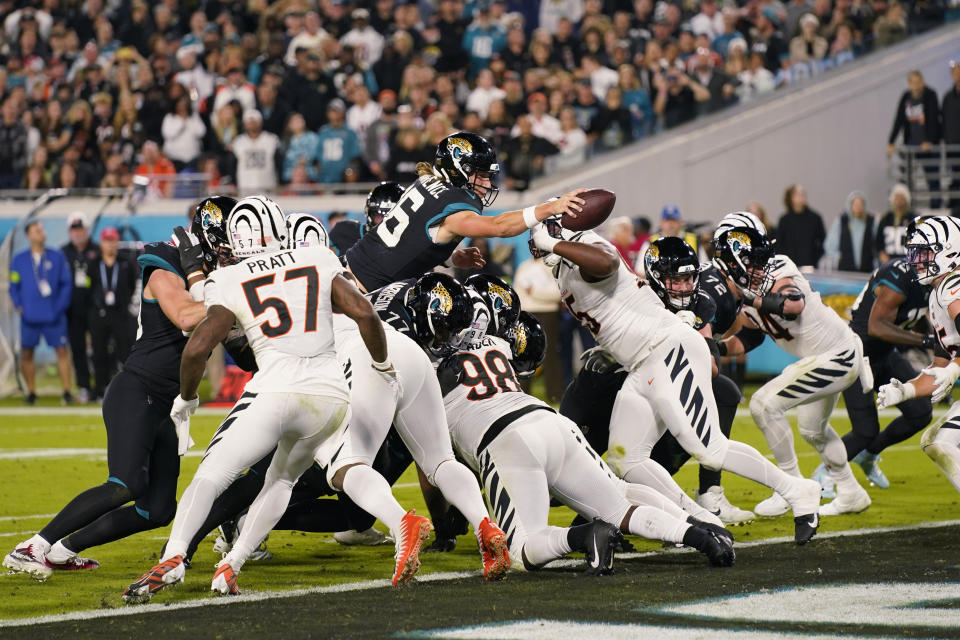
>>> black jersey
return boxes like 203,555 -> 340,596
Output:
345,175 -> 482,291
849,258 -> 930,358
329,220 -> 363,257
699,263 -> 741,336
366,278 -> 417,338
123,243 -> 189,399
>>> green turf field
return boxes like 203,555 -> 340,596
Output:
1,394 -> 958,638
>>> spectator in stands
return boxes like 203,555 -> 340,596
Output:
776,184 -> 826,270
161,95 -> 206,170
286,12 -> 330,65
232,109 -> 280,195
689,47 -> 738,114
876,183 -> 914,263
10,221 -> 73,405
0,98 -> 29,189
463,3 -> 507,79
466,69 -> 507,120
364,90 -> 399,180
644,204 -> 703,258
88,227 -> 137,401
887,70 -> 942,207
713,9 -> 746,59
256,83 -> 291,138
503,114 -> 559,191
747,201 -> 775,238
316,99 -> 361,184
572,78 -> 602,134
754,8 -> 790,73
790,14 -> 829,65
173,47 -> 214,104
618,64 -> 655,139
387,126 -> 430,183
692,0 -> 724,40
283,113 -> 319,184
213,66 -> 257,116
590,86 -> 634,152
654,64 -> 709,129
608,216 -> 645,265
874,2 -> 908,48
552,106 -> 589,172
518,92 -> 562,145
499,25 -> 531,74
342,8 -> 386,68
134,140 -> 176,197
944,61 -> 960,215
582,54 -> 620,104
61,212 -> 99,404
346,83 -> 382,141
514,252 -> 564,403
825,191 -> 876,272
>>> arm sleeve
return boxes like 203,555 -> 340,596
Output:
735,326 -> 766,352
203,274 -> 226,309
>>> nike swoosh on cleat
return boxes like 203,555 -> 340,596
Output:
590,539 -> 600,568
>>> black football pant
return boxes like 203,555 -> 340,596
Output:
40,371 -> 180,553
842,349 -> 933,459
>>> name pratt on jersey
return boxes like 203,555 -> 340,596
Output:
244,251 -> 298,273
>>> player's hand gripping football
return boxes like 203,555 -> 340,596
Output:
922,362 -> 960,403
171,395 -> 200,456
877,379 -> 916,409
547,188 -> 587,219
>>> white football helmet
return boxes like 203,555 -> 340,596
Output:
712,211 -> 775,297
285,213 -> 329,249
713,211 -> 767,243
905,216 -> 960,285
226,195 -> 287,259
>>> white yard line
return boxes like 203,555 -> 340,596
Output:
0,519 -> 957,628
0,514 -> 55,523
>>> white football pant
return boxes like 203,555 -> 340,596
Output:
921,404 -> 960,494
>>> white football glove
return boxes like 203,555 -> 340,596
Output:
371,360 -> 400,399
530,222 -> 561,254
171,395 -> 199,456
676,310 -> 697,327
922,361 -> 960,403
876,379 -> 915,409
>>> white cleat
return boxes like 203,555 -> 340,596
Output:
696,486 -> 755,525
819,485 -> 871,516
333,527 -> 394,546
3,543 -> 52,581
754,491 -> 791,517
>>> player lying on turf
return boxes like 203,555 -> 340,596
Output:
3,196 -> 245,582
436,299 -> 735,573
820,252 -> 934,490
560,236 -> 755,525
711,212 -> 872,518
530,214 -> 822,545
878,216 -> 960,494
122,196 -> 411,602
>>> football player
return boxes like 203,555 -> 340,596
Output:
343,131 -> 586,292
122,195 -> 415,601
327,182 -> 404,257
438,303 -> 736,573
3,196 -> 240,581
815,252 -> 934,490
530,217 -> 822,545
712,212 -> 872,517
878,216 -> 960,494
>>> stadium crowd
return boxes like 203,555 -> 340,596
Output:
0,0 -> 952,197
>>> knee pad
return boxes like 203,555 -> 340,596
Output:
693,441 -> 728,472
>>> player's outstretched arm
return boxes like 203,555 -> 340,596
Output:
331,274 -> 389,364
180,305 -> 237,400
867,284 -> 928,347
442,189 -> 586,239
747,278 -> 804,319
148,269 -> 207,332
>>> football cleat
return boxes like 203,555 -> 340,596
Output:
3,543 -> 52,581
211,560 -> 241,596
754,491 -> 791,517
819,484 -> 871,516
687,516 -> 735,546
214,533 -> 272,561
476,517 -> 510,581
121,555 -> 186,604
584,519 -> 623,576
47,555 -> 99,572
391,510 -> 432,587
334,527 -> 394,546
699,530 -> 736,567
695,486 -> 755,525
811,463 -> 837,499
782,478 -> 823,545
852,450 -> 890,489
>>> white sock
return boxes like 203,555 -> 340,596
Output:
45,540 -> 75,563
722,440 -> 795,495
433,460 -> 488,530
341,465 -> 406,534
164,476 -> 225,561
226,477 -> 295,573
26,534 -> 51,555
521,526 -> 571,568
627,506 -> 690,545
622,482 -> 690,521
622,460 -> 719,524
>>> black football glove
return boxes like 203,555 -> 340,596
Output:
173,226 -> 205,281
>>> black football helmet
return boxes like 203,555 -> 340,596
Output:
465,273 -> 520,339
508,311 -> 546,378
405,273 -> 473,357
435,131 -> 500,207
643,236 -> 700,311
364,181 -> 404,233
191,195 -> 237,270
712,212 -> 775,297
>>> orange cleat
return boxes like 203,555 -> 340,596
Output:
211,560 -> 241,596
121,555 -> 186,604
391,510 -> 432,587
477,517 -> 510,581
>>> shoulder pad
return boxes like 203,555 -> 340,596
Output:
138,242 -> 184,280
936,272 -> 960,305
768,254 -> 801,280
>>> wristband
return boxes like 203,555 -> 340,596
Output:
902,382 -> 917,400
537,234 -> 560,253
522,206 -> 539,229
371,358 -> 393,372
188,280 -> 205,302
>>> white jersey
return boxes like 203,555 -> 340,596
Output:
204,246 -> 348,399
555,234 -> 681,368
929,271 -> 960,357
439,335 -> 551,470
232,132 -> 279,194
741,254 -> 856,358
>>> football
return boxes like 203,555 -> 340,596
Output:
561,188 -> 617,231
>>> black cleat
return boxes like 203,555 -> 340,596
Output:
615,536 -> 636,553
583,519 -> 622,576
683,526 -> 735,567
794,513 -> 819,546
687,516 -> 734,545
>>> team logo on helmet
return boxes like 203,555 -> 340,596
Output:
727,230 -> 751,250
514,324 -> 528,355
646,244 -> 660,260
447,137 -> 472,159
488,282 -> 512,308
430,283 -> 453,313
201,201 -> 223,230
